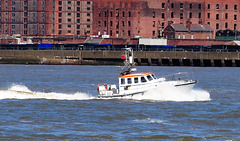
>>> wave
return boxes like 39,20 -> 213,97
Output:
0,84 -> 93,100
127,84 -> 211,102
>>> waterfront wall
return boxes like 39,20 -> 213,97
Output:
0,50 -> 239,67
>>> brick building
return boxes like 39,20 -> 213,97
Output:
93,0 -> 240,39
0,0 -> 240,41
0,0 -> 93,40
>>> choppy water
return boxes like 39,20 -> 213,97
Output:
0,65 -> 239,140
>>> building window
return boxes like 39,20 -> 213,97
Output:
77,13 -> 80,17
24,24 -> 27,28
68,1 -> 71,4
225,22 -> 228,28
77,7 -> 80,11
162,13 -> 165,19
59,13 -> 62,17
87,1 -> 91,4
110,11 -> 112,17
162,22 -> 165,29
153,12 -> 155,18
128,11 -> 131,17
171,3 -> 174,8
87,19 -> 90,22
68,30 -> 71,33
59,7 -> 62,11
189,4 -> 192,9
110,21 -> 113,27
12,25 -> 15,29
171,12 -> 174,18
116,22 -> 119,28
77,19 -> 80,23
234,5 -> 237,11
152,31 -> 155,37
59,25 -> 62,29
207,22 -> 210,25
67,19 -> 71,22
58,30 -> 62,34
59,1 -> 62,5
68,7 -> 71,10
234,14 -> 237,20
208,4 -> 210,9
128,21 -> 131,26
128,30 -> 131,36
122,21 -> 124,27
199,4 -> 201,9
180,13 -> 183,19
87,13 -> 90,16
162,3 -> 165,9
104,21 -> 107,27
234,24 -> 237,29
189,13 -> 192,18
59,19 -> 62,23
12,7 -> 15,11
12,13 -> 15,16
68,25 -> 71,28
216,23 -> 219,29
225,13 -> 228,19
77,1 -> 80,6
180,3 -> 183,9
216,14 -> 219,20
225,4 -> 228,9
87,7 -> 90,10
153,21 -> 155,27
199,13 -> 201,18
122,11 -> 125,17
216,4 -> 219,10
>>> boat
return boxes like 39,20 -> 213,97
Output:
97,48 -> 197,98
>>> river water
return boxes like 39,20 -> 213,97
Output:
0,65 -> 239,140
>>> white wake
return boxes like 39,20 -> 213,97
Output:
128,84 -> 210,102
0,84 -> 93,100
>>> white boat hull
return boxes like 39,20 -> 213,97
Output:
98,80 -> 197,98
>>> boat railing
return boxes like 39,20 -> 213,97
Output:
162,72 -> 195,82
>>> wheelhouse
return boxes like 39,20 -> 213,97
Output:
119,72 -> 157,86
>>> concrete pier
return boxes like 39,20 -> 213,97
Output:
0,50 -> 239,67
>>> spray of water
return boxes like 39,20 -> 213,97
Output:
0,84 -> 210,101
131,83 -> 210,101
0,84 -> 93,100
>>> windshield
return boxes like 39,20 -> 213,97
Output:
147,75 -> 153,81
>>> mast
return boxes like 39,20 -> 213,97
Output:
120,48 -> 137,75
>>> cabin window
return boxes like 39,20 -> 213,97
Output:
151,74 -> 157,79
147,75 -> 153,81
121,78 -> 125,84
141,77 -> 147,83
134,77 -> 138,83
127,78 -> 132,84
